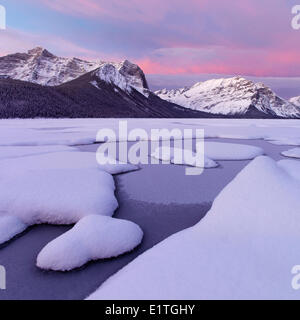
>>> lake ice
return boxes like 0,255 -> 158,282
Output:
0,118 -> 299,299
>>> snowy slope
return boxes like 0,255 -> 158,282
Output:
156,77 -> 300,118
0,47 -> 100,86
88,156 -> 300,300
0,47 -> 149,94
290,96 -> 300,107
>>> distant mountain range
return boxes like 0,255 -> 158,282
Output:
0,47 -> 299,119
156,77 -> 300,118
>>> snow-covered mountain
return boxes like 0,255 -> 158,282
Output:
0,47 -> 207,118
92,59 -> 149,97
0,47 -> 101,86
156,77 -> 300,118
290,96 -> 300,107
1,48 -> 300,119
0,47 -> 149,95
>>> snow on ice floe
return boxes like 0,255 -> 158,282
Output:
151,142 -> 263,169
37,215 -> 143,271
0,151 -> 139,244
151,147 -> 218,168
0,146 -> 142,271
0,145 -> 77,160
204,142 -> 264,160
0,152 -> 138,176
0,168 -> 117,227
87,156 -> 300,300
281,148 -> 300,159
0,127 -> 95,146
266,138 -> 300,146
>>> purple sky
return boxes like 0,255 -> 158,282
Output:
1,0 -> 300,95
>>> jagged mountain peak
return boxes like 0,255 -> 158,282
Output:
0,48 -> 149,93
0,47 -> 101,86
119,59 -> 149,88
89,59 -> 149,96
156,76 -> 300,118
27,46 -> 53,57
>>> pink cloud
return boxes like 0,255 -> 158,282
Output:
0,28 -> 109,61
27,0 -> 178,23
137,45 -> 300,77
6,0 -> 300,77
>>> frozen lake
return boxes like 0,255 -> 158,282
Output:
0,119 -> 299,299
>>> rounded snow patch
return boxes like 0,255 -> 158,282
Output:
0,168 -> 118,225
151,147 -> 218,168
204,142 -> 264,161
281,148 -> 300,159
36,215 -> 143,271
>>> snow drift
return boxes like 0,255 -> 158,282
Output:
88,156 -> 300,300
37,215 -> 143,271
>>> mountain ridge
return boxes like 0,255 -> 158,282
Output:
0,48 -> 300,119
0,71 -> 214,118
155,77 -> 300,119
0,47 -> 101,86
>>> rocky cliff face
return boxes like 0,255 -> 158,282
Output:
0,47 -> 150,96
93,59 -> 149,97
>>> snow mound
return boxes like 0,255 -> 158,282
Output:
0,145 -> 76,160
0,148 -> 139,246
0,216 -> 27,244
96,152 -> 140,175
0,168 -> 117,230
98,161 -> 139,175
281,148 -> 300,159
278,159 -> 300,181
151,147 -> 218,168
87,156 -> 300,300
151,141 -> 263,169
205,141 -> 264,160
37,215 -> 143,271
0,127 -> 95,147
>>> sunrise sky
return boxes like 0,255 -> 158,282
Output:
1,0 -> 300,83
